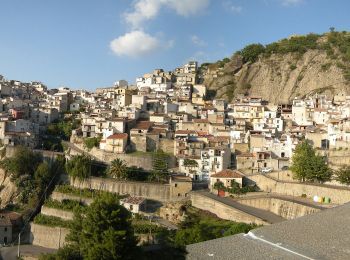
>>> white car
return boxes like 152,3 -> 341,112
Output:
261,167 -> 273,173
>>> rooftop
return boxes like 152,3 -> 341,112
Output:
211,169 -> 244,178
187,202 -> 350,259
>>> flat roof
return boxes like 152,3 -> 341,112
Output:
187,203 -> 350,259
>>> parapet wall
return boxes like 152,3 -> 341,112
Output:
237,197 -> 320,220
191,193 -> 268,225
29,223 -> 69,249
249,175 -> 350,204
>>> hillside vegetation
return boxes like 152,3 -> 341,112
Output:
202,30 -> 350,103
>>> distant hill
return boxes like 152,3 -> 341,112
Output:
200,31 -> 350,104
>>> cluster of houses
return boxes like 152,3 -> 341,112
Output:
1,61 -> 350,184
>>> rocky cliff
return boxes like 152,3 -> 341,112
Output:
0,168 -> 17,207
202,32 -> 350,104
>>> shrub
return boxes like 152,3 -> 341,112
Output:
33,214 -> 72,228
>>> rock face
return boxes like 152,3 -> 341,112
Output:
204,49 -> 349,104
0,168 -> 17,207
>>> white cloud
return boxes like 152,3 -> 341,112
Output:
223,1 -> 243,13
110,30 -> 161,57
280,0 -> 303,6
191,35 -> 207,47
124,0 -> 162,29
124,0 -> 210,29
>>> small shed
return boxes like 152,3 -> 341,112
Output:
120,197 -> 146,214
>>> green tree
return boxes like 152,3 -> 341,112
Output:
213,181 -> 225,191
66,193 -> 139,260
40,245 -> 82,260
335,166 -> 350,185
108,159 -> 127,180
151,149 -> 169,182
290,141 -> 332,183
65,154 -> 92,181
84,136 -> 101,150
240,43 -> 265,63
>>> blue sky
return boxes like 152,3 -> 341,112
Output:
0,0 -> 349,90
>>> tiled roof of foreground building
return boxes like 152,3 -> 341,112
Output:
186,202 -> 350,259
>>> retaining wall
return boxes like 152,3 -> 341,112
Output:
41,206 -> 74,221
191,193 -> 268,225
69,177 -> 190,202
237,197 -> 320,220
248,175 -> 350,204
29,223 -> 69,249
51,191 -> 93,205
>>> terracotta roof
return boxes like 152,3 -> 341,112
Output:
121,196 -> 145,205
107,133 -> 128,139
175,130 -> 196,135
211,169 -> 244,178
133,121 -> 153,130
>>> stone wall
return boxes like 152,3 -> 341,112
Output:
70,177 -> 191,202
159,138 -> 174,155
248,175 -> 350,204
29,223 -> 69,249
51,191 -> 93,205
237,197 -> 320,220
191,193 -> 268,225
71,143 -> 176,170
41,206 -> 74,221
266,171 -> 296,182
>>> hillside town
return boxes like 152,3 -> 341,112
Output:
0,61 -> 349,178
1,60 -> 350,259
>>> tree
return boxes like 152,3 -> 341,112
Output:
240,43 -> 265,63
290,141 -> 332,183
213,181 -> 225,191
335,166 -> 350,185
151,149 -> 169,182
66,193 -> 139,260
108,159 -> 127,180
65,154 -> 92,181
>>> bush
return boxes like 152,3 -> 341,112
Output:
44,199 -> 86,211
290,64 -> 297,70
83,137 -> 101,150
240,44 -> 265,63
33,214 -> 72,228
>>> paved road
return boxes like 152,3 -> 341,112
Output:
196,191 -> 286,224
0,245 -> 56,260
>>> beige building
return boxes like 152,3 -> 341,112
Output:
0,215 -> 12,244
104,133 -> 128,153
210,169 -> 244,191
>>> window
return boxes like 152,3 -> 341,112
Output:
4,227 -> 7,232
174,183 -> 178,187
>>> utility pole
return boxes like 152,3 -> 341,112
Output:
17,232 -> 21,258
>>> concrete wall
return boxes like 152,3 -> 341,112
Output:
41,206 -> 74,221
191,193 -> 268,225
248,175 -> 350,204
70,177 -> 190,202
51,191 -> 93,205
30,223 -> 69,249
71,143 -> 176,170
237,197 -> 320,220
266,171 -> 296,182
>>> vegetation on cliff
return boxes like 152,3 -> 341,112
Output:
202,30 -> 350,103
